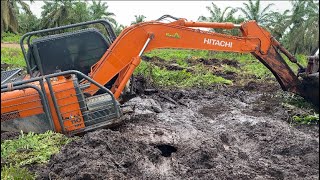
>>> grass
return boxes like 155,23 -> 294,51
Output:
142,49 -> 264,87
1,131 -> 72,179
1,165 -> 35,180
281,93 -> 319,125
1,32 -> 21,44
144,49 -> 210,62
1,47 -> 26,68
1,32 -> 38,44
293,113 -> 319,125
141,49 -> 239,87
135,61 -> 232,88
142,49 -> 309,82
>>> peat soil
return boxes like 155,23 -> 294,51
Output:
30,80 -> 319,180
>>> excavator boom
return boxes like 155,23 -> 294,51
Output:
86,19 -> 304,101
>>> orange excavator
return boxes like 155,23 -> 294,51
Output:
1,15 -> 319,135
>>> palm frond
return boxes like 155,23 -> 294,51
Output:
221,7 -> 232,20
260,3 -> 275,17
238,7 -> 252,20
198,16 -> 208,22
17,0 -> 33,15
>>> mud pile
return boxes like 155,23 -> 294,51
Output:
32,85 -> 319,180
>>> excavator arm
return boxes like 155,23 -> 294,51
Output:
1,17 -> 318,135
86,18 -> 307,102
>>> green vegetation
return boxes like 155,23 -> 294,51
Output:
281,94 -> 319,125
1,131 -> 72,179
1,47 -> 26,68
140,49 -> 237,88
283,0 -> 319,55
1,0 -> 34,34
135,61 -> 232,88
293,113 -> 319,125
1,165 -> 35,180
144,49 -> 210,62
1,0 -> 318,54
141,49 -> 307,83
1,32 -> 21,43
238,0 -> 275,25
210,52 -> 273,79
198,3 -> 241,35
131,15 -> 147,25
283,93 -> 316,110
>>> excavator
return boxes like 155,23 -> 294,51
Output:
1,15 -> 319,135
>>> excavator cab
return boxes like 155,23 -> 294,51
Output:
21,20 -> 117,79
26,28 -> 111,78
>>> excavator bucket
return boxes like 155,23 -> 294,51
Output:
298,50 -> 319,108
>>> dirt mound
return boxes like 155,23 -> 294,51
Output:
33,129 -> 159,179
32,87 -> 319,180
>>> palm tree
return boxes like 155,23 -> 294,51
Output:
1,0 -> 33,34
89,0 -> 116,25
284,0 -> 319,54
238,0 -> 275,25
266,10 -> 291,40
198,2 -> 237,23
18,13 -> 39,33
131,15 -> 146,25
198,2 -> 238,35
70,1 -> 91,24
113,21 -> 126,36
40,0 -> 73,28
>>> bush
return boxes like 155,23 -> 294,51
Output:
1,32 -> 21,43
1,131 -> 72,179
1,47 -> 26,68
293,114 -> 319,125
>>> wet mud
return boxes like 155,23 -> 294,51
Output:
1,131 -> 20,142
31,85 -> 319,180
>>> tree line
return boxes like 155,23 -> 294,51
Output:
1,0 -> 318,54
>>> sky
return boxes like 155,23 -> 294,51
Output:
26,1 -> 292,26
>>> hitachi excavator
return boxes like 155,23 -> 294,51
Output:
1,15 -> 319,135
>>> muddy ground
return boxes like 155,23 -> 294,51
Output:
27,80 -> 319,180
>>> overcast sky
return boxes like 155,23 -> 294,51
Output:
26,1 -> 292,26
